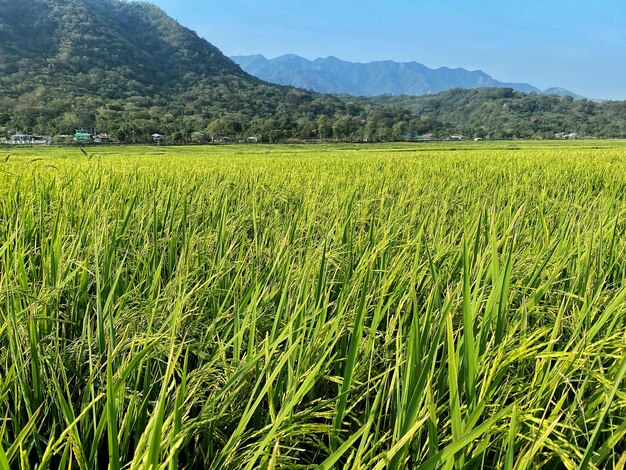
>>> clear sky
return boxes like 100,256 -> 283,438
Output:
147,0 -> 626,100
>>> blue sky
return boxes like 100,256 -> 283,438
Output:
148,0 -> 626,100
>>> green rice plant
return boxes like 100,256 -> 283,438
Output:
0,141 -> 626,468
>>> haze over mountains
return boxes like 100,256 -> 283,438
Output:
232,54 -> 583,99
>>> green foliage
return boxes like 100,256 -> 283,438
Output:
1,142 -> 626,468
373,88 -> 626,139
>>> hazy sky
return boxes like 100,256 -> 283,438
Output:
147,0 -> 626,100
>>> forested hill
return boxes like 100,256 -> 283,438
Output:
371,88 -> 626,139
0,0 -> 416,142
0,0 -> 245,91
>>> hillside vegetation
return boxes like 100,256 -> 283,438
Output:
372,88 -> 626,139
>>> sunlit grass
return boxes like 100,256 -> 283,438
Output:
1,142 -> 626,468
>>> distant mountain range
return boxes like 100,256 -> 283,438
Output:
232,54 -> 583,99
542,87 -> 586,100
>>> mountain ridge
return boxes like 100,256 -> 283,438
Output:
232,54 -> 581,99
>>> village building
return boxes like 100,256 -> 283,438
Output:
555,132 -> 578,140
92,132 -> 111,144
10,131 -> 33,144
34,135 -> 52,144
2,131 -> 52,145
74,129 -> 93,143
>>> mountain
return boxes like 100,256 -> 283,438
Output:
542,87 -> 585,100
232,54 -> 542,96
0,0 -> 247,102
0,0 -> 412,142
232,54 -> 587,100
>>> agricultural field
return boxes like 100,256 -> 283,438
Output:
2,141 -> 626,469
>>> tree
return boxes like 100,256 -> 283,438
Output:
317,116 -> 333,141
332,116 -> 354,140
391,121 -> 407,141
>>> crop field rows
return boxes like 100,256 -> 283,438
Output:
1,142 -> 626,468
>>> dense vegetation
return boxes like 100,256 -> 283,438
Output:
372,88 -> 626,139
0,0 -> 423,143
1,142 -> 626,468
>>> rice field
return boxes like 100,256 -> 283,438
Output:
1,141 -> 626,469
